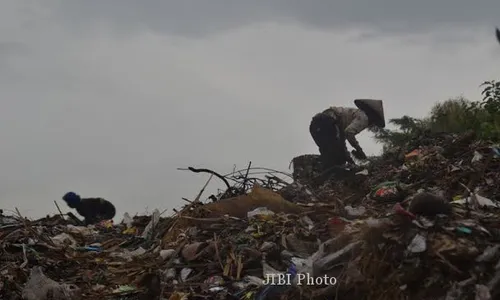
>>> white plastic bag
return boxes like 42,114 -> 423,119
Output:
247,207 -> 275,219
22,267 -> 80,300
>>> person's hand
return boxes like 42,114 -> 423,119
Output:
351,149 -> 367,160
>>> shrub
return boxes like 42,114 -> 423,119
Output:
373,80 -> 500,153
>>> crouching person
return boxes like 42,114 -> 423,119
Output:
62,191 -> 116,225
309,99 -> 385,167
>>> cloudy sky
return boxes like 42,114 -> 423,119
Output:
1,0 -> 499,220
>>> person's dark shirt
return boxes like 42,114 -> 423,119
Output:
73,198 -> 116,225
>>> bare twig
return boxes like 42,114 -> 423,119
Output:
223,167 -> 292,179
213,233 -> 225,272
180,216 -> 229,222
182,198 -> 193,204
54,200 -> 65,219
194,174 -> 213,202
178,167 -> 230,190
158,208 -> 170,217
15,208 -> 57,247
241,161 -> 252,192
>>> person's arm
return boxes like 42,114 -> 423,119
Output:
344,111 -> 369,152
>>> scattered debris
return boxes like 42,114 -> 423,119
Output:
3,132 -> 500,299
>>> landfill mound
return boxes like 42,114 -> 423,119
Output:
2,131 -> 500,300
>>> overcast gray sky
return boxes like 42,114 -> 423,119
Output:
1,0 -> 499,219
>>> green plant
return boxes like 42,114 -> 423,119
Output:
373,80 -> 500,154
480,80 -> 500,114
428,97 -> 481,133
476,81 -> 500,141
371,116 -> 430,151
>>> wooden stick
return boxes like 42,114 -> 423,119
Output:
194,174 -> 213,202
54,200 -> 65,219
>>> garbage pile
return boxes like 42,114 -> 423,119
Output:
2,131 -> 500,300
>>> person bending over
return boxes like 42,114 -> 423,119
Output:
62,191 -> 116,225
309,99 -> 385,167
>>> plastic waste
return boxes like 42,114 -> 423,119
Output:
285,233 -> 318,256
300,216 -> 314,230
142,209 -> 160,238
451,194 -> 499,208
98,219 -> 113,229
291,257 -> 308,271
260,242 -> 276,252
476,245 -> 500,263
204,276 -> 225,292
205,275 -> 224,286
407,234 -> 427,253
76,246 -> 102,252
111,247 -> 146,261
163,268 -> 176,280
393,203 -> 416,219
247,207 -> 275,220
256,263 -> 297,300
472,151 -> 484,163
364,217 -> 390,228
92,284 -> 105,291
122,227 -> 138,235
22,266 -> 81,300
492,146 -> 500,157
51,233 -> 77,247
279,181 -> 319,203
0,214 -> 19,226
66,225 -> 96,236
457,227 -> 472,234
475,284 -> 492,300
312,241 -> 363,276
280,250 -> 294,262
475,194 -> 498,207
122,212 -> 133,228
180,268 -> 193,282
181,242 -> 205,261
413,217 -> 435,229
345,205 -> 366,218
445,277 -> 478,300
160,249 -> 176,260
445,284 -> 464,300
232,276 -> 264,290
371,181 -> 406,202
112,285 -> 136,294
405,149 -> 422,160
355,169 -> 369,176
327,216 -> 351,236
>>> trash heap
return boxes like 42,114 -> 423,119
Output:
2,131 -> 500,300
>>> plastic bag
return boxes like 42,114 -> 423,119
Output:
142,209 -> 160,238
22,266 -> 81,300
405,149 -> 422,160
370,181 -> 405,202
122,212 -> 133,228
51,233 -> 77,247
247,207 -> 275,220
407,234 -> 427,253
